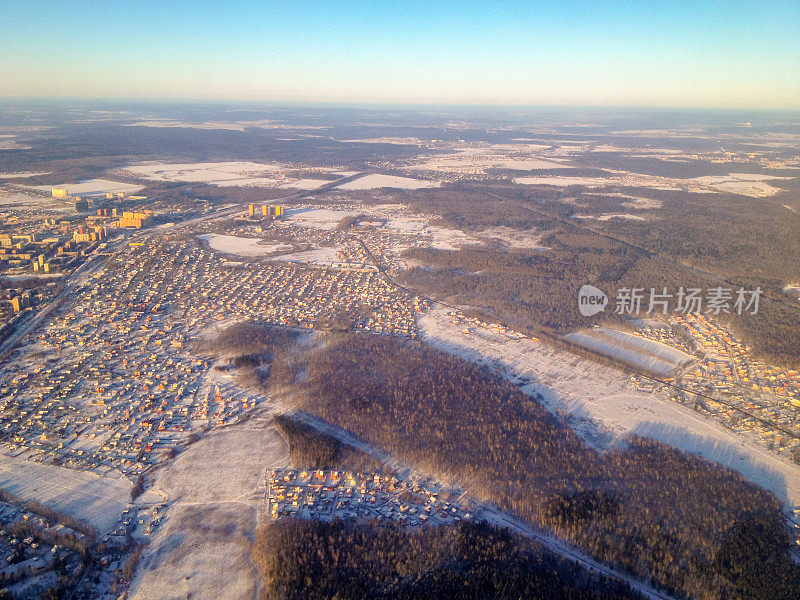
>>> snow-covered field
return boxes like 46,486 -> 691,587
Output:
383,215 -> 428,232
340,137 -> 426,145
690,173 -> 789,197
516,171 -> 793,198
0,190 -> 74,213
515,175 -> 681,191
475,226 -> 547,250
426,225 -> 483,250
122,161 -> 336,189
28,179 -> 144,197
337,173 -> 440,190
0,171 -> 50,179
0,137 -> 30,150
128,421 -> 289,600
278,246 -> 344,265
564,328 -> 692,375
407,147 -> 573,173
0,453 -> 130,531
418,307 -> 800,507
197,234 -> 292,257
573,213 -> 647,221
285,207 -> 362,230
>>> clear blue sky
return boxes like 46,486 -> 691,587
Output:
1,0 -> 798,108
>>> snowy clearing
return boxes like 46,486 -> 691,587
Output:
197,234 -> 292,257
0,190 -> 74,213
407,147 -> 573,173
690,173 -> 790,197
28,179 -> 144,197
564,328 -> 693,375
285,207 -> 362,230
277,246 -> 344,265
418,307 -> 800,507
0,171 -> 50,179
0,453 -> 130,532
573,213 -> 647,221
129,421 -> 289,600
337,173 -> 440,190
122,161 -> 333,189
476,226 -> 548,250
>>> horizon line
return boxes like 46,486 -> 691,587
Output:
1,96 -> 799,114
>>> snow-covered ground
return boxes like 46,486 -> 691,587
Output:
407,147 -> 573,173
515,175 -> 681,191
418,307 -> 800,507
197,234 -> 292,257
690,173 -> 790,197
28,179 -> 144,197
573,213 -> 647,221
340,137 -> 426,145
0,171 -> 50,179
278,246 -> 344,265
426,225 -> 483,250
284,207 -> 362,230
564,328 -> 692,375
337,174 -> 440,190
475,226 -> 548,250
515,171 -> 793,198
122,161 -> 337,189
128,421 -> 289,600
0,453 -> 131,532
0,190 -> 74,212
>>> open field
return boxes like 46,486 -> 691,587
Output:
564,328 -> 693,375
407,147 -> 574,173
690,173 -> 790,197
128,421 -> 289,600
515,174 -> 682,190
122,161 -> 339,189
0,453 -> 130,532
197,233 -> 292,257
285,207 -> 362,230
278,245 -> 344,265
418,307 -> 800,507
28,178 -> 144,197
0,189 -> 74,212
574,213 -> 647,221
337,173 -> 440,190
515,171 -> 795,197
0,172 -> 51,179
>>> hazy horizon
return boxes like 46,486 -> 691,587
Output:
1,1 -> 798,110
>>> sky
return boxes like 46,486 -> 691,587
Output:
1,1 -> 798,109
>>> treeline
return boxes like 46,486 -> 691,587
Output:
274,414 -> 383,472
197,321 -> 299,389
198,321 -> 297,357
274,414 -> 340,468
0,488 -> 96,539
253,518 -> 644,600
301,334 -> 800,600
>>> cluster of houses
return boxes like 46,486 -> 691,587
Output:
0,215 -> 430,476
0,502 -> 85,599
447,310 -> 527,340
636,314 -> 800,461
166,232 -> 423,337
268,469 -> 475,527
